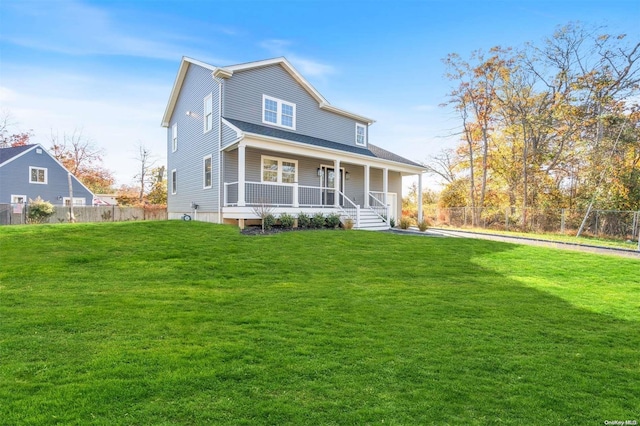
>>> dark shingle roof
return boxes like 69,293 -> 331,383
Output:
224,119 -> 423,168
0,144 -> 36,166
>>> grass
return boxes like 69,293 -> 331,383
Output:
1,221 -> 638,425
435,225 -> 639,250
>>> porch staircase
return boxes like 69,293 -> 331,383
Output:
344,208 -> 390,231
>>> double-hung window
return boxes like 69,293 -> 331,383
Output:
29,166 -> 47,184
261,155 -> 297,184
172,124 -> 178,152
262,95 -> 296,130
171,169 -> 177,194
355,123 -> 367,146
204,94 -> 213,133
203,155 -> 212,188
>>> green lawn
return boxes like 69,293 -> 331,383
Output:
1,221 -> 638,425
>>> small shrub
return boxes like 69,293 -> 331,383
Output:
279,213 -> 295,229
263,213 -> 276,230
343,218 -> 354,230
417,219 -> 429,232
326,213 -> 341,229
311,212 -> 326,229
389,217 -> 396,228
399,217 -> 412,230
27,197 -> 55,224
297,212 -> 311,228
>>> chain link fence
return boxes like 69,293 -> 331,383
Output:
0,204 -> 167,225
423,206 -> 640,241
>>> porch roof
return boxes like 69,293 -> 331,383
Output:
224,118 -> 423,169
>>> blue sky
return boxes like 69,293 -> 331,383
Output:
1,0 -> 638,188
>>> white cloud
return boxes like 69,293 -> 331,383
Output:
258,39 -> 336,79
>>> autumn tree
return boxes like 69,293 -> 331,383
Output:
133,144 -> 157,202
0,110 -> 33,148
50,129 -> 115,193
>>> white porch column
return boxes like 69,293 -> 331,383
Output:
334,159 -> 341,208
418,173 -> 423,223
237,143 -> 246,207
364,165 -> 370,208
382,167 -> 389,224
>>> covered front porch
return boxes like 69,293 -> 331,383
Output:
221,135 -> 424,230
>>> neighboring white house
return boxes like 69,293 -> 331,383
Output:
162,56 -> 426,229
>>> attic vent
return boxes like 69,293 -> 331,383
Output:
36,149 -> 42,154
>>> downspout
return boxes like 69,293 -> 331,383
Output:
215,76 -> 223,224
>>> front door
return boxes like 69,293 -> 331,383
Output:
321,166 -> 344,206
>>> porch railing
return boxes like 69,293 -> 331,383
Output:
338,191 -> 360,228
224,181 -> 341,208
369,191 -> 389,224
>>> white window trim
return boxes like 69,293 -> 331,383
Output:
261,155 -> 298,184
11,194 -> 27,204
29,166 -> 48,184
63,197 -> 86,206
262,94 -> 296,130
171,169 -> 177,194
203,155 -> 212,189
204,94 -> 213,133
172,123 -> 178,152
355,123 -> 367,146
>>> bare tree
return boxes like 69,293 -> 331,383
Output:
424,148 -> 459,184
133,144 -> 156,202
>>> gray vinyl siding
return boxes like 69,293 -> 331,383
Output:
223,65 -> 367,148
388,171 -> 403,220
166,64 -> 221,214
221,121 -> 239,148
0,148 -> 93,204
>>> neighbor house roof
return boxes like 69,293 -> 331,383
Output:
0,144 -> 37,166
225,118 -> 423,169
162,56 -> 375,127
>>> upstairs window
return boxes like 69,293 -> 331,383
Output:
262,95 -> 296,130
172,124 -> 178,152
29,166 -> 47,184
204,94 -> 213,133
355,123 -> 367,146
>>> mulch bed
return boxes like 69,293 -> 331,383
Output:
240,225 -> 343,235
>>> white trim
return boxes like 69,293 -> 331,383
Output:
221,118 -> 243,138
261,155 -> 298,184
11,194 -> 27,204
171,169 -> 177,194
0,145 -> 38,168
203,155 -> 213,189
238,133 -> 425,175
29,166 -> 47,184
355,123 -> 367,146
262,94 -> 296,130
204,93 -> 213,133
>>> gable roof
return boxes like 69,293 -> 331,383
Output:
0,144 -> 37,166
162,56 -> 375,127
0,143 -> 96,196
225,118 -> 423,169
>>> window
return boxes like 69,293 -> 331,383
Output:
261,156 -> 298,184
29,166 -> 47,184
203,155 -> 212,188
355,123 -> 367,146
204,94 -> 213,133
11,195 -> 26,204
172,124 -> 178,152
63,197 -> 86,206
262,95 -> 296,130
171,169 -> 177,194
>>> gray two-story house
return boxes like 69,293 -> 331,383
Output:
0,144 -> 94,206
162,57 -> 425,229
